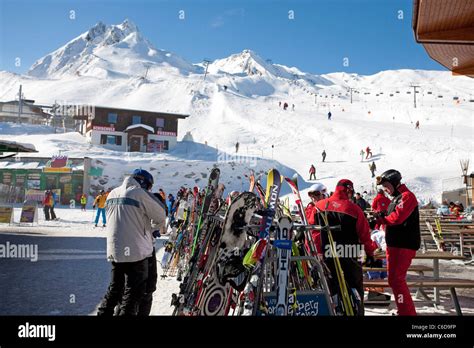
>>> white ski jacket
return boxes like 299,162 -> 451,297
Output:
105,176 -> 166,263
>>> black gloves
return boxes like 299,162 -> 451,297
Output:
365,255 -> 383,268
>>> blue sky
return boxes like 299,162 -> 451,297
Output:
0,0 -> 445,75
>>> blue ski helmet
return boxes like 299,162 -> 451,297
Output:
132,169 -> 154,190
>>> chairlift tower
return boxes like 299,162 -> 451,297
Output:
411,85 -> 420,108
203,59 -> 211,80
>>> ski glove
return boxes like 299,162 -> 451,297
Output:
364,255 -> 383,268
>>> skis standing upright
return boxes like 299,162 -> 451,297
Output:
191,168 -> 220,257
241,168 -> 282,315
284,174 -> 335,312
274,216 -> 293,315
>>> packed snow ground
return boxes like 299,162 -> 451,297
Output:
0,207 -> 473,316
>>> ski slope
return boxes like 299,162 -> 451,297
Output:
0,19 -> 473,203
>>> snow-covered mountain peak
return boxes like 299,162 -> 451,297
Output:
27,20 -> 196,79
208,49 -> 277,77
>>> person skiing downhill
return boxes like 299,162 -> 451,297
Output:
315,179 -> 378,315
328,111 -> 332,120
375,169 -> 421,316
322,150 -> 327,162
97,169 -> 166,316
369,161 -> 376,178
415,120 -> 420,129
309,164 -> 316,180
365,146 -> 372,159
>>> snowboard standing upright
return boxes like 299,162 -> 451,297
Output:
195,192 -> 259,315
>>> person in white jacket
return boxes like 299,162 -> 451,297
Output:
97,169 -> 166,316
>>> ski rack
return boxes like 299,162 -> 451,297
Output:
262,254 -> 335,316
259,223 -> 342,316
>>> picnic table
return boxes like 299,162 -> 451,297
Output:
414,251 -> 466,305
373,250 -> 467,305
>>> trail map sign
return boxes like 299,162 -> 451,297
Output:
20,201 -> 38,224
0,205 -> 14,224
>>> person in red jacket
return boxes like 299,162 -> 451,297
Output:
371,189 -> 391,230
316,179 -> 378,314
375,169 -> 421,316
304,183 -> 328,255
372,189 -> 391,214
309,164 -> 316,180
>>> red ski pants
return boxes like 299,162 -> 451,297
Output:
386,246 -> 417,316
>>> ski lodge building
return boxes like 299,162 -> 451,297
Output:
79,106 -> 189,152
0,99 -> 51,124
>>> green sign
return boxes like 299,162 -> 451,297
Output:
89,167 -> 103,176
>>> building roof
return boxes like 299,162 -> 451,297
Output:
125,124 -> 155,133
413,0 -> 474,78
0,140 -> 37,153
93,105 -> 189,119
0,157 -> 85,171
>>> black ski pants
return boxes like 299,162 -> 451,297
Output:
97,249 -> 157,316
97,257 -> 149,316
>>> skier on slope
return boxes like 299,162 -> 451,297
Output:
315,179 -> 378,315
374,169 -> 421,316
365,146 -> 372,159
304,183 -> 328,254
328,111 -> 332,120
97,169 -> 166,316
309,164 -> 316,181
369,161 -> 376,178
360,149 -> 365,162
322,150 -> 327,162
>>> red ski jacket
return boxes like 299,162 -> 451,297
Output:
304,202 -> 322,254
371,193 -> 391,213
377,184 -> 421,250
316,187 -> 377,257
